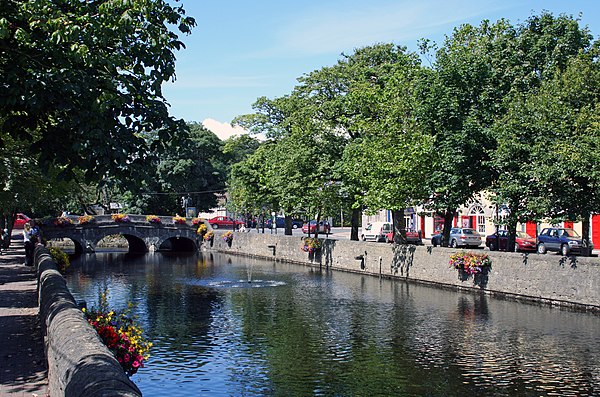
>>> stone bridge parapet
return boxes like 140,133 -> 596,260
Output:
41,215 -> 206,254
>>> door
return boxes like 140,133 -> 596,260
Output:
526,222 -> 537,238
592,215 -> 600,249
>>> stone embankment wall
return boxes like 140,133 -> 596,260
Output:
35,246 -> 142,397
208,232 -> 600,311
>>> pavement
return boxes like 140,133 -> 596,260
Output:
0,236 -> 49,397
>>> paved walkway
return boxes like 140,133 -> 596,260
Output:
0,237 -> 49,396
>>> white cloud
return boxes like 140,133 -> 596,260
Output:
202,118 -> 248,140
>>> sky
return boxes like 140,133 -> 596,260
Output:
162,0 -> 599,140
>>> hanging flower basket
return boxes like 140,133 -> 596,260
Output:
223,231 -> 234,243
112,213 -> 131,223
301,237 -> 322,254
449,251 -> 492,275
203,231 -> 214,241
78,215 -> 95,225
191,218 -> 205,226
54,216 -> 74,227
83,289 -> 152,377
172,215 -> 187,225
146,215 -> 162,224
197,223 -> 208,236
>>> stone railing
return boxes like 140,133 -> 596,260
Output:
36,245 -> 142,397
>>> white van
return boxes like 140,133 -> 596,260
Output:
360,222 -> 393,242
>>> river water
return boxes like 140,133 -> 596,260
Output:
65,251 -> 600,397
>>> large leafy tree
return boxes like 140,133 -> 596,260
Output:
0,0 -> 195,182
294,44 -> 422,240
121,123 -> 227,215
488,12 -> 595,250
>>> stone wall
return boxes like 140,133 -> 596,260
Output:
208,232 -> 600,311
35,246 -> 142,397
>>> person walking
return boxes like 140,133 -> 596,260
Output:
23,222 -> 34,266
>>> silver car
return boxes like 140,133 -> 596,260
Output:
449,227 -> 482,248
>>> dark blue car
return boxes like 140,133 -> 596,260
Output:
266,217 -> 304,229
536,227 -> 586,256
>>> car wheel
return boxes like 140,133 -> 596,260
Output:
451,239 -> 458,248
386,235 -> 392,244
561,244 -> 569,256
514,244 -> 520,253
292,224 -> 298,229
489,242 -> 496,251
431,238 -> 438,247
211,224 -> 218,229
361,235 -> 366,241
537,243 -> 546,254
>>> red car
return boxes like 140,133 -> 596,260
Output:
208,216 -> 244,229
302,220 -> 331,234
385,229 -> 423,244
485,230 -> 536,252
13,213 -> 31,229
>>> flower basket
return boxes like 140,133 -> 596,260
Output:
54,216 -> 74,227
49,246 -> 70,273
191,218 -> 205,226
112,213 -> 131,223
449,251 -> 492,275
223,231 -> 234,243
83,289 -> 152,377
196,223 -> 208,236
172,216 -> 187,225
78,215 -> 95,225
301,237 -> 322,254
203,230 -> 214,241
146,215 -> 162,224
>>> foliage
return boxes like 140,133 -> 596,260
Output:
54,216 -> 73,227
83,289 -> 152,376
118,123 -> 227,215
222,231 -> 234,243
78,215 -> 94,225
0,0 -> 195,183
172,215 -> 187,225
112,214 -> 130,223
449,251 -> 492,275
145,215 -> 161,224
49,246 -> 69,273
301,237 -> 323,253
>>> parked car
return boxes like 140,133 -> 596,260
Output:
385,228 -> 423,244
208,216 -> 244,229
448,227 -> 482,248
302,220 -> 331,234
266,217 -> 304,229
485,230 -> 537,252
430,231 -> 443,247
13,213 -> 31,229
537,227 -> 587,256
360,222 -> 392,242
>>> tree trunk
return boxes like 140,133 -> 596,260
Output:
350,208 -> 360,241
581,212 -> 591,256
284,210 -> 293,235
392,209 -> 406,244
506,218 -> 518,252
442,209 -> 455,247
314,212 -> 321,239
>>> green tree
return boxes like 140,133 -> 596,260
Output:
0,0 -> 195,182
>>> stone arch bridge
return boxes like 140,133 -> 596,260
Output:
41,215 -> 208,254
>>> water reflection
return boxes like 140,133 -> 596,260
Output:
66,252 -> 600,397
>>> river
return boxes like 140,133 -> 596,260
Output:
65,251 -> 600,397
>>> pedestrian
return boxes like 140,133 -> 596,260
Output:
0,228 -> 9,254
23,222 -> 34,265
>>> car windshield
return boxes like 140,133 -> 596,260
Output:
516,231 -> 531,239
462,229 -> 476,235
563,229 -> 580,237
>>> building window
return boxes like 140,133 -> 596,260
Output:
468,204 -> 486,234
